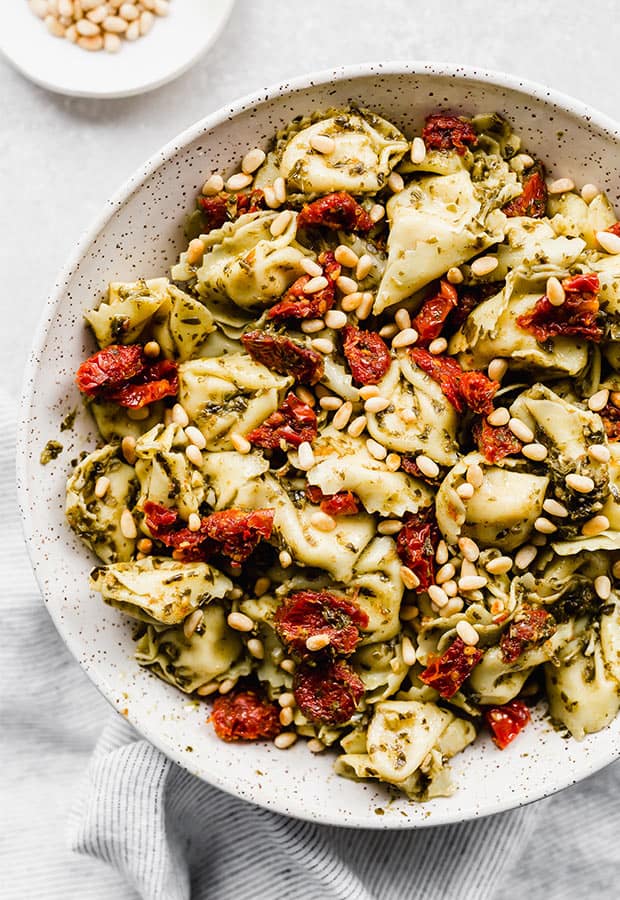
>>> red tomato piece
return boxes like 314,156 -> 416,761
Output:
210,689 -> 282,741
409,347 -> 466,412
472,419 -> 523,463
201,508 -> 275,565
143,500 -> 179,532
516,272 -> 602,342
458,370 -> 498,417
503,162 -> 547,218
419,637 -> 483,699
241,331 -> 324,384
447,282 -> 500,332
76,344 -> 145,396
105,359 -> 179,409
421,113 -> 478,155
305,485 -> 360,515
396,509 -> 440,591
196,189 -> 266,233
484,699 -> 531,750
600,402 -> 620,442
235,189 -> 266,215
400,456 -> 438,484
293,659 -> 365,725
500,605 -> 557,664
267,251 -> 341,321
297,191 -> 374,233
274,589 -> 368,657
341,325 -> 392,386
247,393 -> 318,449
411,279 -> 458,345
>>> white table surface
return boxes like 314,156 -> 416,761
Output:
2,0 -> 619,896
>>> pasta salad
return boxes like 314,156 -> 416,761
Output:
66,106 -> 620,800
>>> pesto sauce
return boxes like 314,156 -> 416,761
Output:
40,440 -> 63,465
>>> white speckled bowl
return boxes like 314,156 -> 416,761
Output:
17,63 -> 620,828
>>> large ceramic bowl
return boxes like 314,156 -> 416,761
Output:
17,63 -> 620,828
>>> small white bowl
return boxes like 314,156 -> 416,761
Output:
17,63 -> 620,828
1,0 -> 235,99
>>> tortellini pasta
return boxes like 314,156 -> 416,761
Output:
134,423 -> 206,520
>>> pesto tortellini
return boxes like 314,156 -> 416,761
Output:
67,103 -> 620,806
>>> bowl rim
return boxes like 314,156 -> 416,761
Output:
16,60 -> 620,828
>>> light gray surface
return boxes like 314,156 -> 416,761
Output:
1,0 -> 619,897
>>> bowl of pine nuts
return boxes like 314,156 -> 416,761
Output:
1,0 -> 235,97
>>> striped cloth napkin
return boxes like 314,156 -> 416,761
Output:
2,389 -> 618,899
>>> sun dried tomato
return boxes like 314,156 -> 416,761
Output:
267,251 -> 341,321
76,344 -> 145,395
484,699 -> 531,750
411,279 -> 458,345
419,637 -> 483,699
105,359 -> 179,409
247,393 -> 317,449
503,162 -> 547,218
500,606 -> 556,664
517,272 -> 602,343
196,189 -> 266,233
210,689 -> 282,742
306,485 -> 361,515
293,659 -> 365,725
600,402 -> 620,442
342,325 -> 392,386
143,501 -> 274,565
400,456 -> 438,484
297,192 -> 374,233
396,509 -> 439,592
241,331 -> 324,385
446,282 -> 500,332
410,347 -> 498,415
275,590 -> 368,658
421,113 -> 478,155
473,418 -> 523,463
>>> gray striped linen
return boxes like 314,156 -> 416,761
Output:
2,389 -> 618,899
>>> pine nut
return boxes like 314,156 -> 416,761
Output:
304,276 -> 328,294
94,475 -> 110,499
429,337 -> 448,355
277,692 -> 296,708
185,445 -> 203,466
428,585 -> 449,607
378,519 -> 402,535
535,517 -> 557,534
202,174 -> 224,195
543,498 -> 569,517
241,147 -> 266,175
522,443 -> 548,461
487,407 -> 510,427
306,634 -> 331,651
588,389 -> 610,412
411,136 -> 426,164
310,134 -> 336,154
188,513 -> 201,533
320,395 -> 343,411
137,538 -> 152,554
356,254 -> 373,281
401,636 -> 417,666
589,444 -> 611,463
458,575 -> 487,591
44,14 -> 66,35
274,732 -> 297,750
310,338 -> 334,354
385,452 -> 401,471
308,738 -> 326,753
364,396 -> 390,413
388,172 -> 404,193
566,473 -> 595,493
392,328 -> 419,348
416,455 -> 439,478
486,555 -> 513,575
183,609 -> 203,639
270,210 -> 293,237
581,183 -> 600,204
102,13 -> 127,31
366,438 -> 387,460
456,620 -> 480,646
399,603 -> 419,620
548,177 -> 575,194
515,545 -> 537,569
230,433 -> 251,454
612,392 -> 620,408
458,536 -> 480,562
446,267 -> 463,285
310,511 -> 336,532
139,10 -> 154,34
29,0 -> 49,19
436,541 -> 449,565
324,309 -> 347,329
369,204 -> 385,223
436,563 -> 456,584
142,340 -> 160,359
443,580 -> 458,598
87,4 -> 109,24
153,0 -> 169,14
218,678 -> 235,694
457,482 -> 475,500
461,558 -> 478,578
297,441 -> 315,470
247,638 -> 264,659
119,2 -> 138,19
301,257 -> 323,277
332,402 -> 353,430
546,276 -> 566,307
466,463 -> 484,488
337,275 -> 358,295
334,245 -> 359,267
394,308 -> 411,330
488,358 -> 508,382
121,435 -> 137,464
471,256 -> 498,277
279,707 -> 294,727
120,508 -> 137,540
301,318 -> 325,334
227,612 -> 254,632
341,292 -> 364,312
186,238 -> 206,265
295,386 -> 315,406
279,550 -> 293,569
582,515 -> 610,536
172,403 -> 189,427
594,575 -> 612,600
65,24 -> 78,42
273,177 -> 286,205
509,418 -> 535,443
400,566 -> 420,590
280,658 -> 295,673
356,292 -> 374,320
196,682 -> 219,696
379,324 -> 399,339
